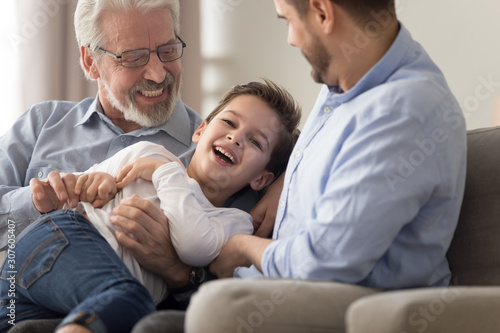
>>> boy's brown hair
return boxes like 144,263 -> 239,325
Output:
205,78 -> 301,176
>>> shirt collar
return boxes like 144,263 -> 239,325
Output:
158,97 -> 192,146
327,22 -> 412,104
74,96 -> 100,127
74,94 -> 192,147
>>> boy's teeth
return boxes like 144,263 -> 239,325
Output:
140,89 -> 163,97
215,147 -> 235,164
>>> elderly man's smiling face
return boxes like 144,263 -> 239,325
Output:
92,9 -> 182,130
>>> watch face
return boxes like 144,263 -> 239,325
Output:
194,267 -> 206,283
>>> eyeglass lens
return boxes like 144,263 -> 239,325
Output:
121,43 -> 184,67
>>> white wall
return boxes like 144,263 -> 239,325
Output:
181,0 -> 321,128
397,0 -> 500,129
180,0 -> 500,130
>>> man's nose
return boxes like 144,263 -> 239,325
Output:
143,53 -> 167,83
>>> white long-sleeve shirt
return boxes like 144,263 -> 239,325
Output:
76,141 -> 253,303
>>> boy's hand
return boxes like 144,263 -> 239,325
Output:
75,172 -> 117,208
115,158 -> 167,189
250,173 -> 285,237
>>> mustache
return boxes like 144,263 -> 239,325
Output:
129,73 -> 175,97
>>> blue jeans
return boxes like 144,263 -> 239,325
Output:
0,210 -> 155,333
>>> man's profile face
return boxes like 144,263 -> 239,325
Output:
301,34 -> 331,84
95,9 -> 182,127
274,0 -> 331,85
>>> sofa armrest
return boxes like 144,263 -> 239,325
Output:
346,287 -> 500,333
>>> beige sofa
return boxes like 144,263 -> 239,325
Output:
346,126 -> 500,332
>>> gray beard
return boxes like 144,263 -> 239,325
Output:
102,73 -> 178,128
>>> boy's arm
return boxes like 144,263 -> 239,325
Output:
151,162 -> 253,267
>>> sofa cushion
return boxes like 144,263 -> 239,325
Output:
447,126 -> 500,286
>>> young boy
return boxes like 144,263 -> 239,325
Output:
0,80 -> 301,333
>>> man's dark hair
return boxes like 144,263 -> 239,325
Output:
286,0 -> 396,24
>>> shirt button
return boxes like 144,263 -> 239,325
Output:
324,107 -> 331,114
295,150 -> 302,158
38,171 -> 43,178
120,136 -> 126,142
280,200 -> 285,207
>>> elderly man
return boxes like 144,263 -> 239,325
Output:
131,0 -> 467,332
0,0 -> 200,298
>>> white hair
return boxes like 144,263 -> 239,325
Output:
74,0 -> 181,79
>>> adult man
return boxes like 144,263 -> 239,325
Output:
132,0 -> 467,332
0,0 -> 200,290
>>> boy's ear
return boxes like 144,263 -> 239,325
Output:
249,171 -> 275,191
192,121 -> 208,143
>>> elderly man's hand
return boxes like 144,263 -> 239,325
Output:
30,171 -> 79,213
110,195 -> 191,287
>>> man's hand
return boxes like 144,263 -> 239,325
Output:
209,234 -> 273,278
75,172 -> 117,208
250,173 -> 285,238
30,171 -> 79,213
115,158 -> 167,189
110,195 -> 191,287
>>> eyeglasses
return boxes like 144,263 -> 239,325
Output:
97,36 -> 186,68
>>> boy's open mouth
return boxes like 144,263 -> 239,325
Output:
213,146 -> 236,165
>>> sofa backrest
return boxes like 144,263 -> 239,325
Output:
447,126 -> 500,286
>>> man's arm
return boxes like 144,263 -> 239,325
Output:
209,233 -> 273,278
0,108 -> 49,248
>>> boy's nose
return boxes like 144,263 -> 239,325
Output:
226,134 -> 241,146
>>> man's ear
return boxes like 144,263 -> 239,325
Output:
309,0 -> 335,34
249,171 -> 275,191
192,121 -> 208,143
81,46 -> 100,79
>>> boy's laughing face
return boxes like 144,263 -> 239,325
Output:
188,95 -> 281,205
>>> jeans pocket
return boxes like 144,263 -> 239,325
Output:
1,218 -> 69,289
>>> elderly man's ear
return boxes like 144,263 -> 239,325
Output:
81,46 -> 100,80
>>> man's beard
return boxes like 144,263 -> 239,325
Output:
102,73 -> 178,128
303,35 -> 331,84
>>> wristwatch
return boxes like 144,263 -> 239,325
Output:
169,266 -> 205,294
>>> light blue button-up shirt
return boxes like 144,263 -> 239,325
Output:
0,96 -> 202,249
237,25 -> 467,289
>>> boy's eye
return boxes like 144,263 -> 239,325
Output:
250,139 -> 262,150
222,119 -> 235,127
